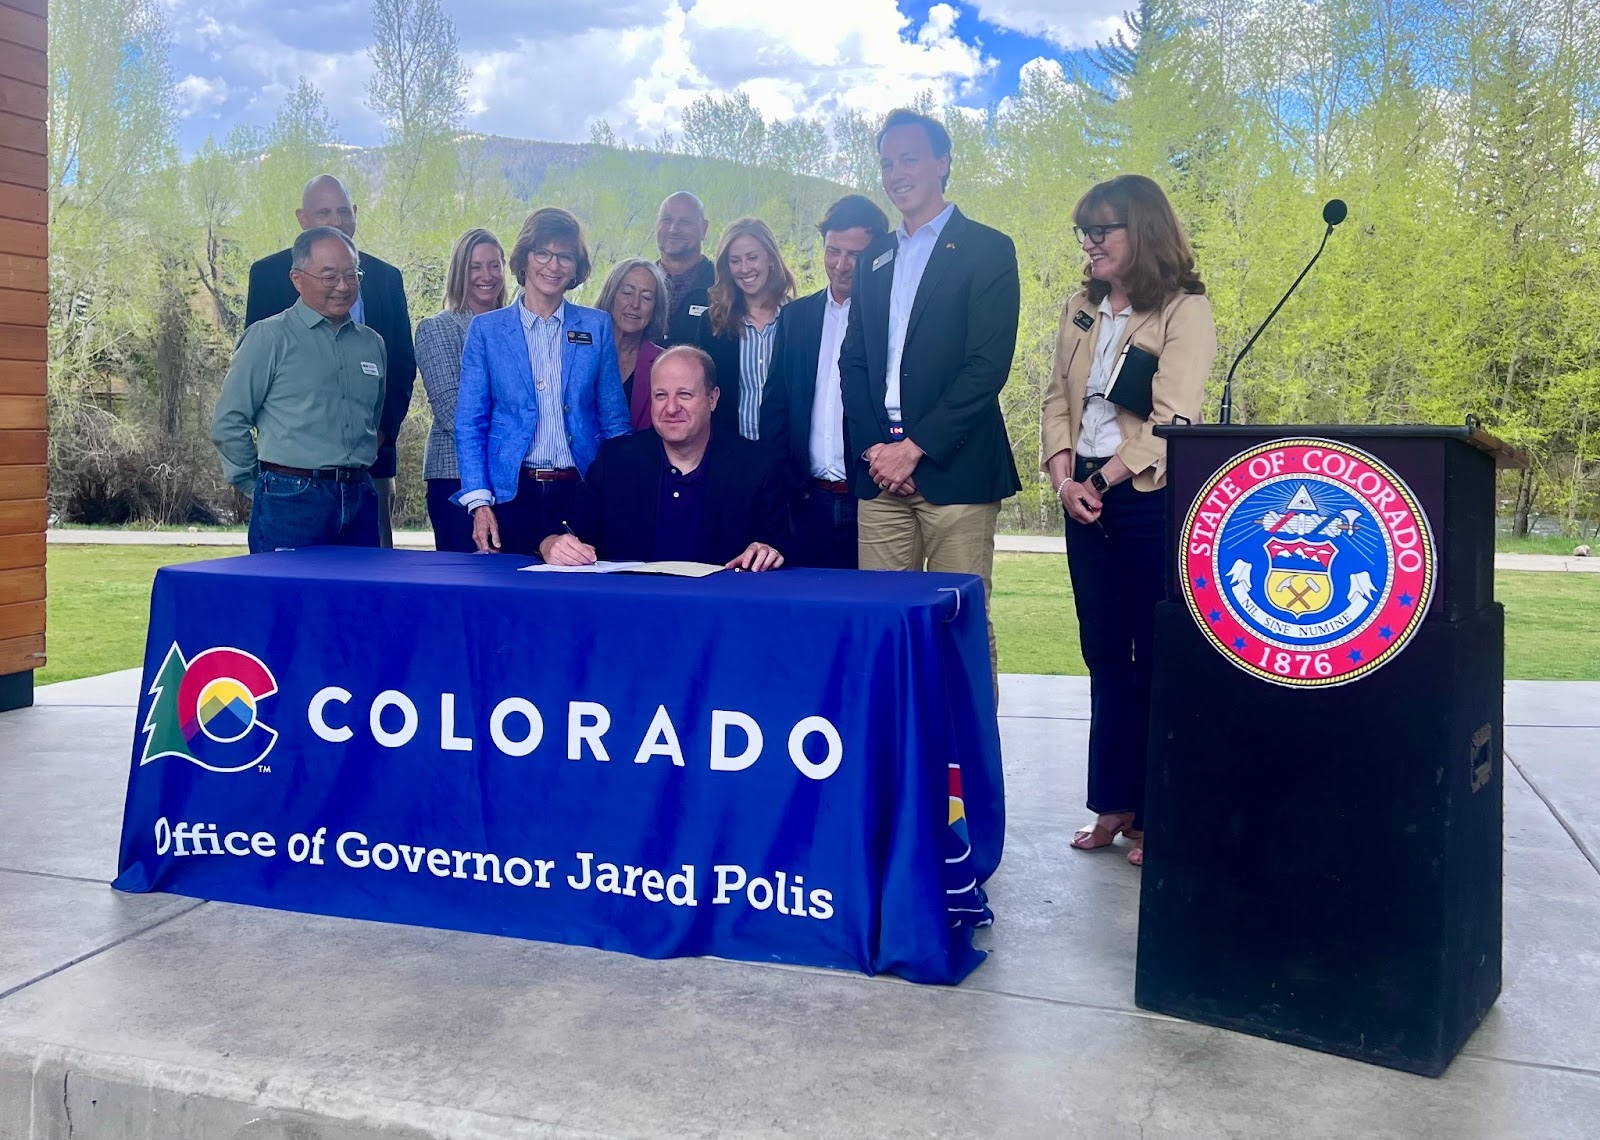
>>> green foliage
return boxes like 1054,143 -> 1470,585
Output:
38,546 -> 1600,685
43,0 -> 1600,537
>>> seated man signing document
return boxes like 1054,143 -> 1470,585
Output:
538,346 -> 788,571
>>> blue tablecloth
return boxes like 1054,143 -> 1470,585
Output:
113,549 -> 1005,983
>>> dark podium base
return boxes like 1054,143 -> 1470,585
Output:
1136,602 -> 1504,1077
0,669 -> 31,712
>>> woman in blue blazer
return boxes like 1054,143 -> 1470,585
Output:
454,207 -> 632,555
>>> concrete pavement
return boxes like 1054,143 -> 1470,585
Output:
1,671 -> 1598,1137
43,529 -> 1600,570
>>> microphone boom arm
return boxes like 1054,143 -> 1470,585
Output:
1218,223 -> 1335,425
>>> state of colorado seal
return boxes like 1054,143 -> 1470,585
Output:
1179,438 -> 1436,687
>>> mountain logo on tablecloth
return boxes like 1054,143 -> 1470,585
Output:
139,644 -> 280,772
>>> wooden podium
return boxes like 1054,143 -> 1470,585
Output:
1135,424 -> 1525,1077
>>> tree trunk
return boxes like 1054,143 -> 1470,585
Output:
1512,466 -> 1535,537
155,272 -> 188,438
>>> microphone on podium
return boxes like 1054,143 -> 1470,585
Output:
1218,199 -> 1347,425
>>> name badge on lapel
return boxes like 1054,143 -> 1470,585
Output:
688,304 -> 708,317
871,249 -> 895,272
1072,310 -> 1095,332
567,330 -> 593,345
361,361 -> 381,376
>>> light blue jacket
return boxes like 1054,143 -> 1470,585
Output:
454,301 -> 631,504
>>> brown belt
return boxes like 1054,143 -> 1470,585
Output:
260,461 -> 368,483
522,466 -> 579,482
812,478 -> 850,494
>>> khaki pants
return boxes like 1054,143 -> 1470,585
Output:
374,476 -> 396,549
858,493 -> 1001,679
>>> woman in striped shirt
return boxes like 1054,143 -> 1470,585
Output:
696,217 -> 796,442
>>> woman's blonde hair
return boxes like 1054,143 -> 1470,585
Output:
597,258 -> 670,343
442,228 -> 506,313
707,217 -> 796,338
1073,175 -> 1205,311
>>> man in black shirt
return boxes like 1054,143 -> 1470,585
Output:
538,347 -> 787,571
655,192 -> 715,347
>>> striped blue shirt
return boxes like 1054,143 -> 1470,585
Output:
738,316 -> 779,441
521,301 -> 574,469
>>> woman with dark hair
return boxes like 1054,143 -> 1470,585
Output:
596,257 -> 670,431
1040,174 -> 1218,867
696,217 -> 796,440
415,227 -> 506,552
454,207 -> 630,556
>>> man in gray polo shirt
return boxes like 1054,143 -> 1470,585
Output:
212,226 -> 388,554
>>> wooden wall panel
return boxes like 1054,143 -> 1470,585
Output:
0,183 -> 42,223
0,109 -> 43,155
0,0 -> 43,679
0,393 -> 42,428
0,632 -> 43,674
0,463 -> 43,498
0,44 -> 43,89
0,359 -> 42,392
0,253 -> 42,293
0,531 -> 41,570
0,8 -> 46,53
0,73 -> 42,120
0,322 -> 45,360
0,598 -> 44,639
0,564 -> 41,605
0,496 -> 43,533
0,428 -> 44,463
0,1 -> 45,24
0,217 -> 43,257
0,286 -> 43,324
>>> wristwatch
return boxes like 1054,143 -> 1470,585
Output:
1088,470 -> 1110,495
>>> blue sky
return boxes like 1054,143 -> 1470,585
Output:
165,0 -> 1125,152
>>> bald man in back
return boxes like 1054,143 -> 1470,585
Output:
244,175 -> 416,547
655,191 -> 715,348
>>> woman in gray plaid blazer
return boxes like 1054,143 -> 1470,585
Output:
416,228 -> 508,552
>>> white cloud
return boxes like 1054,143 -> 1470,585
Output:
175,74 -> 231,119
462,0 -> 995,146
165,0 -> 1012,151
966,0 -> 1125,50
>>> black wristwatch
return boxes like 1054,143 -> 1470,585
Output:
1088,470 -> 1110,495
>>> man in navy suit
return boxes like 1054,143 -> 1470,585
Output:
244,175 -> 415,548
454,207 -> 631,557
760,194 -> 889,568
838,110 -> 1022,677
538,346 -> 787,571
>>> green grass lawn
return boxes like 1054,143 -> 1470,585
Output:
37,546 -> 1600,686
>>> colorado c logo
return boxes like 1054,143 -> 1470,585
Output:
1179,438 -> 1436,688
140,644 -> 279,772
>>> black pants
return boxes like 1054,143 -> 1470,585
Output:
1064,457 -> 1166,830
426,478 -> 476,553
494,475 -> 579,557
790,485 -> 859,569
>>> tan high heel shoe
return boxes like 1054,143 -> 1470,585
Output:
1071,812 -> 1137,851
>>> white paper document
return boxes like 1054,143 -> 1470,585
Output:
518,561 -> 645,574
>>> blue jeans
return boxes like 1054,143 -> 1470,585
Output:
790,486 -> 859,569
1064,457 -> 1166,830
248,469 -> 380,554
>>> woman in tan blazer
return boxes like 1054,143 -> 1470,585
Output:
1040,175 -> 1218,867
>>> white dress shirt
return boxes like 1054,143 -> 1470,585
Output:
809,291 -> 850,480
885,201 -> 956,421
1077,296 -> 1131,459
521,300 -> 573,470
